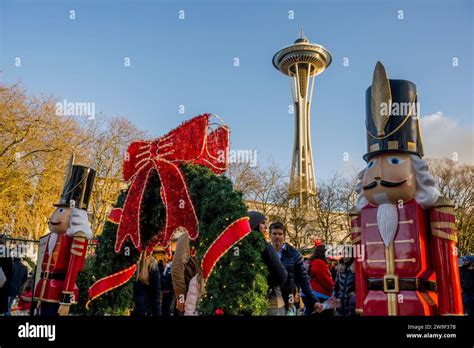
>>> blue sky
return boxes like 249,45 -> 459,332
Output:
1,0 -> 472,181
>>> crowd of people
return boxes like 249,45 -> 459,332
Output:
1,216 -> 473,317
127,211 -> 474,317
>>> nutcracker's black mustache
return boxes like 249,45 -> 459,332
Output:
363,179 -> 407,190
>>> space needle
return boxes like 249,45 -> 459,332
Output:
272,29 -> 331,207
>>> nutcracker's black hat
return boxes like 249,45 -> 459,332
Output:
364,61 -> 424,161
54,156 -> 96,210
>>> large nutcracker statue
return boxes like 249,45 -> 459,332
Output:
351,62 -> 463,316
33,156 -> 96,316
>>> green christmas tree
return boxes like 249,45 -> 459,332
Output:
76,164 -> 268,315
185,164 -> 268,315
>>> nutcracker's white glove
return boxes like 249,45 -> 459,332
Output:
66,207 -> 93,240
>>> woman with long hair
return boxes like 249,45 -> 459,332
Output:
184,267 -> 204,316
132,253 -> 162,316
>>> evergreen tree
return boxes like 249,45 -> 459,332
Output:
185,164 -> 268,315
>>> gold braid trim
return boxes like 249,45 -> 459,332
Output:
432,229 -> 457,242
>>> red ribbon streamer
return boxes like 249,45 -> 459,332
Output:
201,217 -> 251,280
87,217 -> 250,307
86,264 -> 137,309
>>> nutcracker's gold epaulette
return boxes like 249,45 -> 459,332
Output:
72,232 -> 87,239
433,196 -> 455,208
349,206 -> 360,216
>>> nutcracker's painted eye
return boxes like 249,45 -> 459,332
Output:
367,160 -> 376,169
58,208 -> 64,213
386,156 -> 405,165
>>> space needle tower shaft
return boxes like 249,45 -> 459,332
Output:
272,29 -> 331,207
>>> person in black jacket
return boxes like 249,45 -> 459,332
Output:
333,257 -> 356,316
160,257 -> 174,316
269,221 -> 322,315
7,257 -> 28,315
460,255 -> 474,316
0,237 -> 13,315
248,211 -> 288,315
132,253 -> 161,316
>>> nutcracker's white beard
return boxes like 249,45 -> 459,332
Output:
48,233 -> 58,254
355,155 -> 439,212
377,203 -> 398,246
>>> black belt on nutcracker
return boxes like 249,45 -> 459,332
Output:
367,276 -> 437,293
40,272 -> 66,280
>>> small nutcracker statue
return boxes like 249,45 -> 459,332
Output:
351,62 -> 463,316
33,155 -> 96,316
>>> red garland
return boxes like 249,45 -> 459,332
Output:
201,217 -> 251,280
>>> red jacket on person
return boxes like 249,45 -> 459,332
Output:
309,259 -> 335,297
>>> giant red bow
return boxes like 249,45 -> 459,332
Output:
114,114 -> 229,253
